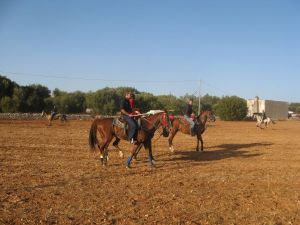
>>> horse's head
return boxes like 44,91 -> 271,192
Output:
196,110 -> 212,124
144,110 -> 171,137
160,111 -> 172,137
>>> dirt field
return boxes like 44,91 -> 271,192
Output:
0,119 -> 300,225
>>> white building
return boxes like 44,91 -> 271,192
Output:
247,97 -> 288,120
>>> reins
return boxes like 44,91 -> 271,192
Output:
140,112 -> 167,132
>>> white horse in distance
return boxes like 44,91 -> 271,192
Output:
253,113 -> 276,129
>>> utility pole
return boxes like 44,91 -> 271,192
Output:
198,79 -> 201,115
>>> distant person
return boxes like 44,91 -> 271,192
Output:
50,105 -> 57,120
184,99 -> 195,136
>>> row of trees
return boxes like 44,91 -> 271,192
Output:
2,75 -> 296,120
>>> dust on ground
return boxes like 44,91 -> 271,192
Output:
0,119 -> 300,224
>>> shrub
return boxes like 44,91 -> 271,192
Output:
216,96 -> 247,121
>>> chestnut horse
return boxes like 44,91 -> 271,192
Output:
168,111 -> 211,152
88,110 -> 171,168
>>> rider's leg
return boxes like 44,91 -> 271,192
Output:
184,115 -> 195,136
123,115 -> 137,143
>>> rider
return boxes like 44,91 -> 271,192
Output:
184,98 -> 195,136
50,105 -> 57,120
120,92 -> 140,144
262,110 -> 267,121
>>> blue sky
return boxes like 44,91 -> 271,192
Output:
0,0 -> 299,102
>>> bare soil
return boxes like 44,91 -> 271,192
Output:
0,119 -> 300,224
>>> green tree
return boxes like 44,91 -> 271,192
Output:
52,91 -> 86,113
11,84 -> 50,112
0,75 -> 18,98
0,76 -> 19,112
52,88 -> 67,97
86,88 -> 120,114
136,92 -> 163,112
27,84 -> 51,112
289,103 -> 300,112
0,96 -> 17,112
201,94 -> 220,113
156,94 -> 183,114
216,96 -> 247,121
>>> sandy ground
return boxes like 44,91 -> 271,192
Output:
0,119 -> 300,225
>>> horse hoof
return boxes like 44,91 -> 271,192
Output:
150,160 -> 156,167
169,146 -> 175,153
126,165 -> 131,169
119,152 -> 124,158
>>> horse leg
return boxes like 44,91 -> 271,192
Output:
148,143 -> 155,167
200,135 -> 204,151
168,129 -> 178,153
196,135 -> 204,151
126,144 -> 139,168
133,143 -> 143,160
112,137 -> 124,158
96,137 -> 113,166
96,143 -> 105,165
102,136 -> 114,165
143,141 -> 155,167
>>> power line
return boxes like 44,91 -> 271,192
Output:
0,70 -> 200,83
1,69 -> 234,97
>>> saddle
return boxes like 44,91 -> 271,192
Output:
112,116 -> 141,135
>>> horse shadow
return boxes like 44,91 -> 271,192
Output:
163,142 -> 273,163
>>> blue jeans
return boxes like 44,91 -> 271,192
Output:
122,115 -> 138,140
184,115 -> 195,129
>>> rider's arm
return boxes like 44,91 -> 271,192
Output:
121,108 -> 131,116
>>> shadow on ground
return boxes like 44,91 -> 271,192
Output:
163,142 -> 273,163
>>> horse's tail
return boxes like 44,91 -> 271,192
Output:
89,119 -> 99,150
271,119 -> 276,124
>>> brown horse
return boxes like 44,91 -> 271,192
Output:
88,110 -> 171,168
41,110 -> 67,126
168,111 -> 211,152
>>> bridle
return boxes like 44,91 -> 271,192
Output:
141,112 -> 171,134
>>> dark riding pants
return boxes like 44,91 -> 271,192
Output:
123,115 -> 137,140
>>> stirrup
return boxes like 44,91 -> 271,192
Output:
130,138 -> 137,144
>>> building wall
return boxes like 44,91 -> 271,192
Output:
264,100 -> 288,120
247,99 -> 265,116
247,99 -> 288,119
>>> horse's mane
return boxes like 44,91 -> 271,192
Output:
144,110 -> 165,115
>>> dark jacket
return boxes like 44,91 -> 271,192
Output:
120,99 -> 133,114
185,104 -> 193,117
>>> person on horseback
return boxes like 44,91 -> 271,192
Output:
184,99 -> 195,136
120,92 -> 140,144
50,105 -> 57,120
262,110 -> 267,121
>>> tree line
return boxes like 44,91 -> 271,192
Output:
2,75 -> 296,120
